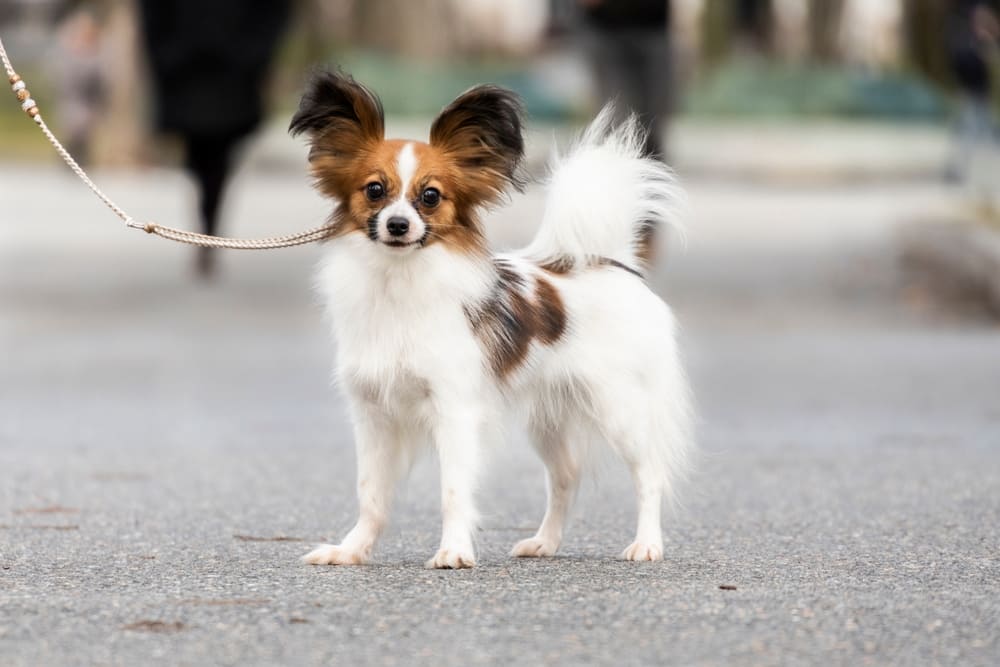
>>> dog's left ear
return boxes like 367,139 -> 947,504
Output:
288,69 -> 385,163
430,86 -> 526,205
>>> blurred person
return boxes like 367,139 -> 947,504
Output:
55,8 -> 107,166
945,0 -> 1000,188
138,0 -> 291,278
577,0 -> 672,160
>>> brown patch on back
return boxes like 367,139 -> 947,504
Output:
534,276 -> 566,343
538,256 -> 574,274
465,260 -> 567,378
635,221 -> 657,267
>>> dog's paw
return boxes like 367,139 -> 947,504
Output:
622,541 -> 663,562
425,547 -> 476,569
510,536 -> 559,558
301,543 -> 367,566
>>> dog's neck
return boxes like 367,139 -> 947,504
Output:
319,232 -> 498,315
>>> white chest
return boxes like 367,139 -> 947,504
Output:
316,237 -> 493,407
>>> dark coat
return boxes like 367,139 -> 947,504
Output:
138,0 -> 290,138
582,0 -> 670,30
947,0 -> 996,97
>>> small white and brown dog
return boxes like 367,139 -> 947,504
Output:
290,71 -> 692,569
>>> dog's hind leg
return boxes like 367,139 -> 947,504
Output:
303,408 -> 403,565
512,417 -> 580,558
621,459 -> 664,562
593,381 -> 689,562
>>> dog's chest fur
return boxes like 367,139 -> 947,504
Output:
318,237 -> 496,414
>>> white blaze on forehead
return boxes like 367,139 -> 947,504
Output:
396,142 -> 418,198
375,142 -> 426,244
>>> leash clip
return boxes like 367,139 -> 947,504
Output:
126,219 -> 155,234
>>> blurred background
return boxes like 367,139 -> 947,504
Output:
1,1 -> 998,272
1,2 -> 1000,664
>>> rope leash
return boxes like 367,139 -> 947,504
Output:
0,36 -> 335,250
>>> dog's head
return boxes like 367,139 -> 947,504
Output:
290,70 -> 525,253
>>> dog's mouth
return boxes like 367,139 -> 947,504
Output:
380,232 -> 428,250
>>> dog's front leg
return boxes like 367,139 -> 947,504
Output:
303,407 -> 401,565
426,409 -> 481,569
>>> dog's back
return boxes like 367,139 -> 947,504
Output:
498,112 -> 694,560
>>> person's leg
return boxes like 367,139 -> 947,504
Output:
947,94 -> 979,182
581,26 -> 634,128
511,416 -> 580,558
967,96 -> 1000,207
633,29 -> 672,160
584,27 -> 671,160
183,133 -> 240,277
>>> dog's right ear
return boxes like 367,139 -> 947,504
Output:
289,70 -> 385,163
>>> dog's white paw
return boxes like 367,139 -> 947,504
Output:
302,543 -> 368,566
425,547 -> 476,569
622,541 -> 663,562
510,536 -> 559,558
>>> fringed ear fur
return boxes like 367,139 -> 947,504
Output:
289,70 -> 385,199
430,85 -> 526,206
289,69 -> 384,152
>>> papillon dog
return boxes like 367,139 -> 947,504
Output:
290,71 -> 692,569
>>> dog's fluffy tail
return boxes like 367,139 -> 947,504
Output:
525,104 -> 686,271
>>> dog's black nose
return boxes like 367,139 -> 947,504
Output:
386,217 -> 409,237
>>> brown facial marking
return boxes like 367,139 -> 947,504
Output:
406,143 -> 486,254
465,260 -> 567,378
292,74 -> 526,258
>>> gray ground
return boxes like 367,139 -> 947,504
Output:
1,161 -> 998,666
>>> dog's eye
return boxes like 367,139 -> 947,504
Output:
420,187 -> 441,208
365,182 -> 384,201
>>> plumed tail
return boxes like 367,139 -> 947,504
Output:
525,105 -> 686,272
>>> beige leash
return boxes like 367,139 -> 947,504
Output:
1,36 -> 335,250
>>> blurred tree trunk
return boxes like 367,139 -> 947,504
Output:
97,0 -> 146,166
736,0 -> 775,54
808,0 -> 845,62
702,0 -> 774,64
353,0 -> 459,58
903,0 -> 951,87
701,0 -> 733,65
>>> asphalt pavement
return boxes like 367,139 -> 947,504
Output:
1,160 -> 998,666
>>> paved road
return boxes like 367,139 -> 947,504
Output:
1,163 -> 998,666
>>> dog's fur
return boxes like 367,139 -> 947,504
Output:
290,71 -> 692,568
